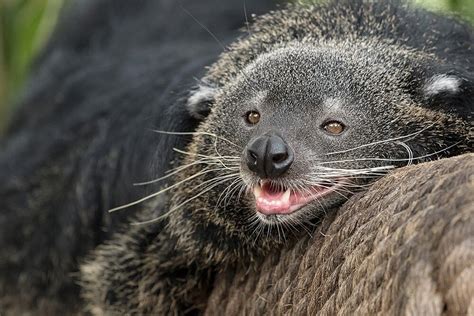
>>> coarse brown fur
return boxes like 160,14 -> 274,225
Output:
205,153 -> 474,315
80,0 -> 473,314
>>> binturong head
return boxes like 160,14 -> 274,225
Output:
170,2 -> 472,253
181,41 -> 471,232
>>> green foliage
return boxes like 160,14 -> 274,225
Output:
0,0 -> 472,133
0,0 -> 64,132
416,0 -> 474,19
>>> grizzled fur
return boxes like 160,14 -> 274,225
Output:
0,0 -> 275,314
80,0 -> 473,314
206,154 -> 474,315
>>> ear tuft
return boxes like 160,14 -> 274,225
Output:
423,74 -> 462,97
187,83 -> 219,120
420,71 -> 473,120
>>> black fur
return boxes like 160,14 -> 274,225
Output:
0,0 -> 275,313
1,0 -> 472,314
78,1 -> 472,314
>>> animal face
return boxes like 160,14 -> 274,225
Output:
173,38 -> 471,243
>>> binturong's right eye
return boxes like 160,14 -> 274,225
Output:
322,120 -> 346,135
244,111 -> 261,125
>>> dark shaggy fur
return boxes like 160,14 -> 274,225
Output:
0,0 -> 275,314
1,0 -> 472,315
81,0 -> 472,314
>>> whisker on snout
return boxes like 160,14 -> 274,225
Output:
132,172 -> 241,226
134,157 -> 239,186
312,124 -> 435,158
112,125 -> 457,230
110,166 -> 238,213
151,130 -> 242,149
109,130 -> 243,223
310,142 -> 460,169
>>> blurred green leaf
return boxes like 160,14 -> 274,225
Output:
0,0 -> 64,133
415,0 -> 474,20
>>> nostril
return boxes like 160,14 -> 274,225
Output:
272,153 -> 288,164
247,150 -> 259,166
246,136 -> 270,178
249,151 -> 258,161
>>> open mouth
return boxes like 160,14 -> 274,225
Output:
253,180 -> 338,216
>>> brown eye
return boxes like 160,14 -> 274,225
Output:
245,111 -> 261,125
323,121 -> 345,135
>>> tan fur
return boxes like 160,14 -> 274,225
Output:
205,154 -> 474,315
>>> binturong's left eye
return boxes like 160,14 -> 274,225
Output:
245,110 -> 261,125
322,120 -> 345,135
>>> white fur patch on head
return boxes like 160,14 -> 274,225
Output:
424,75 -> 461,97
187,84 -> 218,119
324,97 -> 344,110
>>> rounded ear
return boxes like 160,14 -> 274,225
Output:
186,82 -> 220,120
421,69 -> 473,120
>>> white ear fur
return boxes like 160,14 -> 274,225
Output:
424,74 -> 461,97
187,84 -> 219,119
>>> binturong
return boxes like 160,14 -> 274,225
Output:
81,0 -> 473,314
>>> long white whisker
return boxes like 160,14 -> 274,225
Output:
109,167 -> 232,213
312,141 -> 460,165
395,141 -> 413,166
151,130 -> 242,148
132,174 -> 238,225
173,147 -> 240,161
215,177 -> 243,210
134,158 -> 239,186
316,124 -> 435,157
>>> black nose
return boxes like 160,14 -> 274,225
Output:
246,133 -> 294,179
